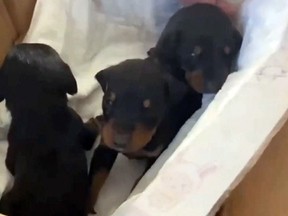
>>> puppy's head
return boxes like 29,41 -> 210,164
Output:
177,29 -> 242,93
95,59 -> 187,153
0,43 -> 77,112
149,6 -> 242,93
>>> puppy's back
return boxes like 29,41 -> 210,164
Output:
163,3 -> 233,36
0,43 -> 88,216
5,110 -> 88,216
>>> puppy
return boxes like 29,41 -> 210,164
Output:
149,3 -> 243,93
87,57 -> 202,213
179,0 -> 241,20
0,43 -> 94,216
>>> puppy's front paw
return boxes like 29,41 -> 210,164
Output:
81,118 -> 100,151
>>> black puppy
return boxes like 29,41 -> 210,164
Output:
149,3 -> 243,93
0,43 -> 94,216
87,57 -> 202,213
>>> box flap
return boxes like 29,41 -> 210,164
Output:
221,118 -> 288,216
0,1 -> 16,64
4,0 -> 36,42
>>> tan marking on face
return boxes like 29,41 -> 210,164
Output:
185,70 -> 204,93
143,99 -> 151,108
101,120 -> 115,149
88,169 -> 110,214
101,120 -> 157,152
127,124 -> 156,152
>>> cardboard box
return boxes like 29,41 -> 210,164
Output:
1,1 -> 288,216
0,1 -> 16,64
3,0 -> 36,43
220,119 -> 288,216
0,0 -> 36,64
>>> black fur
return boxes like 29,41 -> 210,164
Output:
0,43 -> 94,216
149,3 -> 243,93
87,58 -> 202,211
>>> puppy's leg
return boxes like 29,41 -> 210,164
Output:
88,145 -> 118,214
80,118 -> 100,151
81,116 -> 105,151
0,191 -> 13,215
130,158 -> 156,193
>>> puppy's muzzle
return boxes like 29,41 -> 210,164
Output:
185,70 -> 225,93
113,133 -> 131,150
185,70 -> 204,93
206,81 -> 222,93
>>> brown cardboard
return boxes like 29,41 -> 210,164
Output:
0,0 -> 16,64
220,119 -> 288,216
3,0 -> 36,42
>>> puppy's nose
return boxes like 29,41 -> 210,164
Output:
205,81 -> 221,93
114,133 -> 130,149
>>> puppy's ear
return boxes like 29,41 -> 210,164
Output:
45,61 -> 77,95
95,69 -> 112,92
156,30 -> 181,61
59,63 -> 78,95
233,29 -> 243,53
164,73 -> 188,105
147,47 -> 161,64
147,47 -> 156,57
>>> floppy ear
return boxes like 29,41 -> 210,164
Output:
95,69 -> 112,92
233,29 -> 243,53
155,30 -> 181,61
147,47 -> 161,64
59,63 -> 78,95
147,47 -> 156,57
44,61 -> 77,95
164,73 -> 188,105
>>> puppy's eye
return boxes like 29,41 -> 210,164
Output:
224,46 -> 231,55
143,99 -> 151,109
191,46 -> 202,57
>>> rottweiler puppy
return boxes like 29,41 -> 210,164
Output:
0,43 -> 95,216
148,3 -> 243,93
87,57 -> 202,213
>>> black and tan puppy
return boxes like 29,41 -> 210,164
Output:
0,43 -> 94,216
87,58 -> 202,213
149,3 -> 243,93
